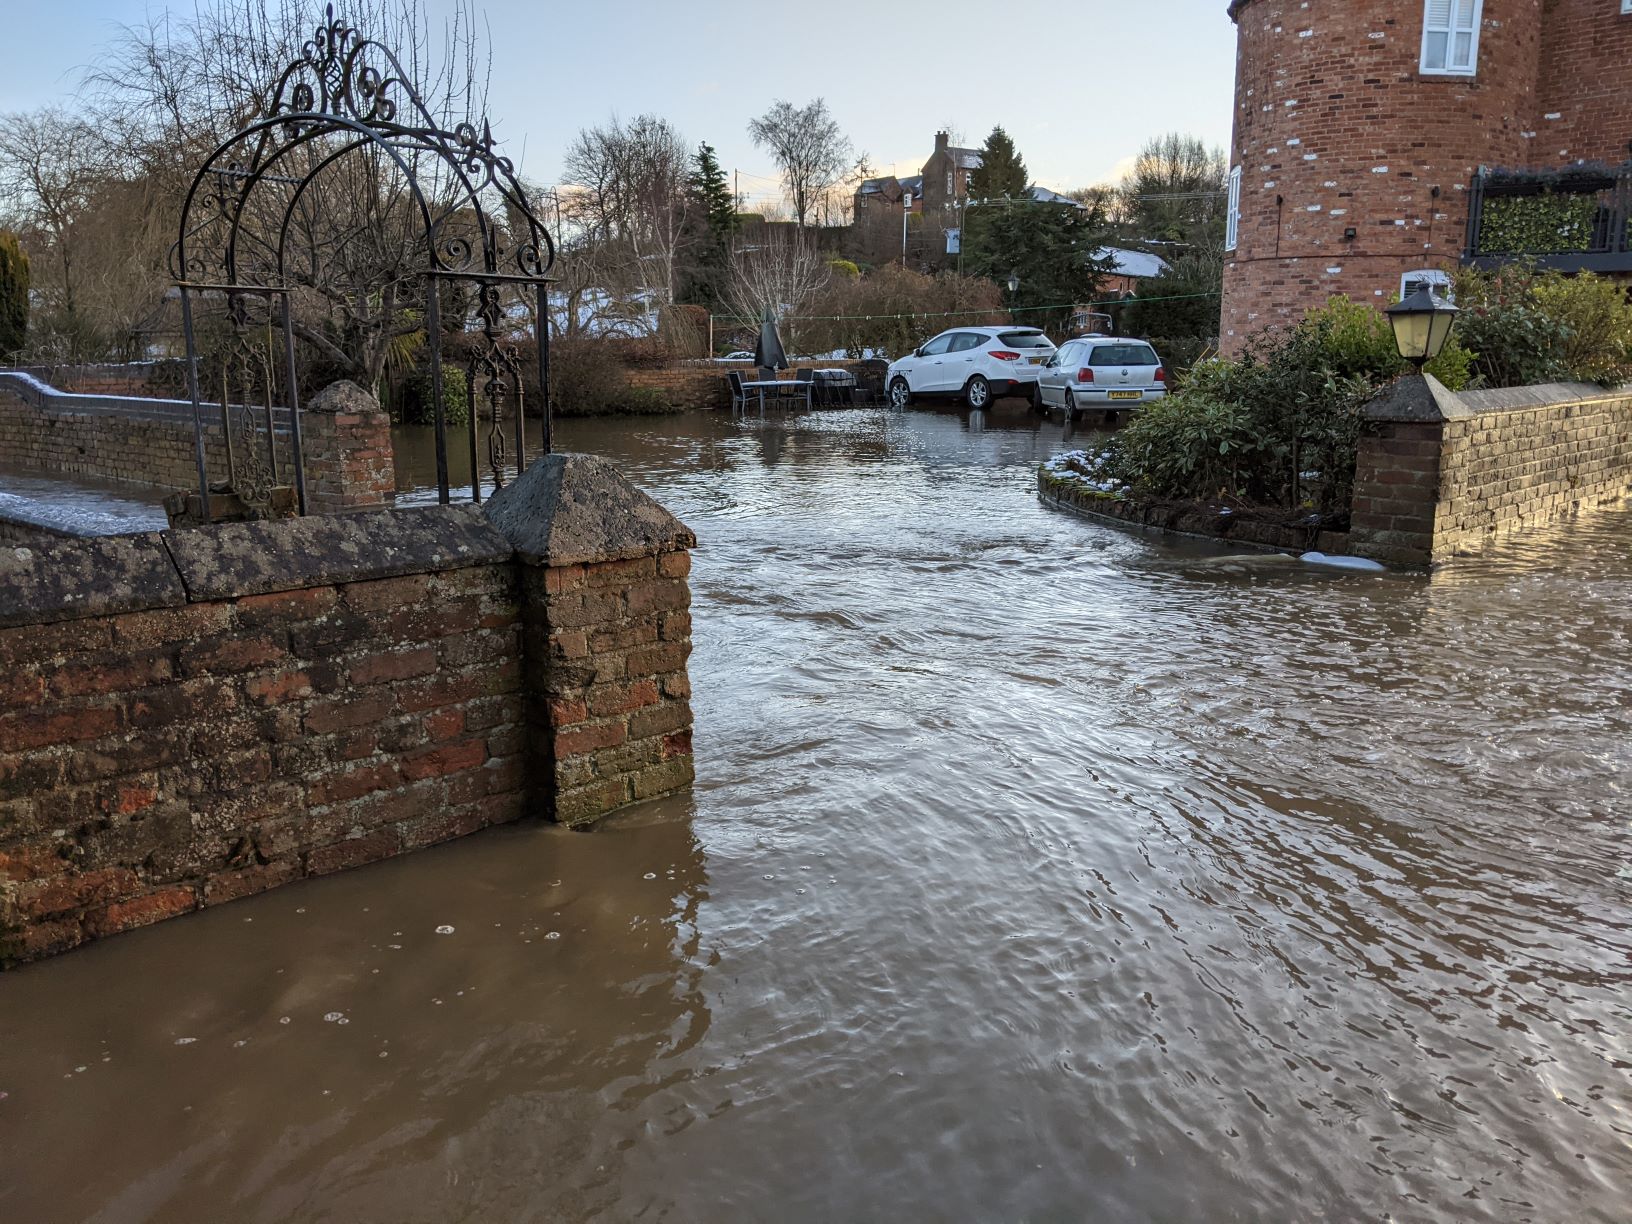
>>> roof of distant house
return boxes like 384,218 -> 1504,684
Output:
948,147 -> 983,170
899,174 -> 924,196
1091,247 -> 1172,279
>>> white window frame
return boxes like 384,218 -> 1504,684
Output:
1225,165 -> 1242,251
1420,0 -> 1483,76
1400,268 -> 1454,303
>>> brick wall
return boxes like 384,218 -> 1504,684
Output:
1221,0 -> 1553,351
525,552 -> 694,826
0,511 -> 524,964
0,372 -> 392,515
0,388 -> 256,492
1,455 -> 697,965
1350,376 -> 1632,565
300,380 -> 396,514
1536,0 -> 1632,165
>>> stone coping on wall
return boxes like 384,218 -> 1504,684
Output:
2,505 -> 511,629
484,452 -> 697,565
0,369 -> 295,427
1364,373 -> 1631,423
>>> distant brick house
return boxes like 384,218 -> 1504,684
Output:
854,132 -> 985,218
1219,0 -> 1632,353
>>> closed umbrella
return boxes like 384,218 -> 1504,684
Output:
753,306 -> 788,372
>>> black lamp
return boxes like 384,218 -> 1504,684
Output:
1005,269 -> 1020,294
1384,285 -> 1458,370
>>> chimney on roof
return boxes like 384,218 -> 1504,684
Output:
935,131 -> 948,153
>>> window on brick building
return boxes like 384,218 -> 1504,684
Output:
1623,0 -> 1631,14
1225,166 -> 1242,251
1420,0 -> 1483,75
1400,268 -> 1453,303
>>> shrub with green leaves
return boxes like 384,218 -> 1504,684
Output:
1110,314 -> 1371,512
398,367 -> 470,428
1453,264 -> 1632,387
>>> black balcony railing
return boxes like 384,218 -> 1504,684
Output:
1463,165 -> 1632,274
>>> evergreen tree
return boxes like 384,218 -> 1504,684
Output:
963,198 -> 1113,335
967,126 -> 1029,201
681,143 -> 738,317
0,231 -> 27,357
689,142 -> 737,241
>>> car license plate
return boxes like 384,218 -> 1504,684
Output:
1029,356 -> 1045,365
1108,390 -> 1141,400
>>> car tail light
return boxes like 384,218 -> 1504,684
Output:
1154,367 -> 1166,383
988,350 -> 1020,361
1076,368 -> 1094,383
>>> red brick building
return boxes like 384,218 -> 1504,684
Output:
1219,0 -> 1632,352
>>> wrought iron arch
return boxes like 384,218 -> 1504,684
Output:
170,3 -> 555,520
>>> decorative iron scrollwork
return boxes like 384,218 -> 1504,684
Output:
468,282 -> 523,490
219,294 -> 279,511
171,4 -> 558,520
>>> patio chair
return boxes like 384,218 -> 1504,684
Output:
790,367 -> 815,407
728,370 -> 763,414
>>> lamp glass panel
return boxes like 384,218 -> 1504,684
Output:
1426,309 -> 1456,359
1391,310 -> 1432,360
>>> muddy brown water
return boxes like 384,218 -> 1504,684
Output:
3,404 -> 1629,1222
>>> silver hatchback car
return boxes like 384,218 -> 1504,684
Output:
1036,338 -> 1166,419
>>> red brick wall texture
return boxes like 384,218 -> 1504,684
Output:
0,472 -> 697,966
1221,0 -> 1632,351
0,563 -> 525,964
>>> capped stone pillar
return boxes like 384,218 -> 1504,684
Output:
301,380 -> 396,515
483,453 -> 696,827
1348,373 -> 1460,570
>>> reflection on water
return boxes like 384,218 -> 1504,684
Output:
0,463 -> 170,536
3,402 -> 1630,1222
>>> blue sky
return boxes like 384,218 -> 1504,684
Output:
4,1 -> 1239,201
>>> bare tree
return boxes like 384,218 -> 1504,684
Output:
725,230 -> 830,352
1119,133 -> 1228,243
0,109 -> 110,347
9,0 -> 498,378
559,113 -> 693,327
747,99 -> 852,228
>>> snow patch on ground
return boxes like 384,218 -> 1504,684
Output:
1041,448 -> 1129,497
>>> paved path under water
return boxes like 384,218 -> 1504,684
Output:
3,404 -> 1629,1222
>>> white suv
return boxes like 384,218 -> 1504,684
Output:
886,326 -> 1056,409
1036,337 -> 1166,419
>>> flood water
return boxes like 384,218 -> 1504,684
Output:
3,404 -> 1630,1222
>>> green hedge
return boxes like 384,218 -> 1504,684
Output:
1477,194 -> 1601,255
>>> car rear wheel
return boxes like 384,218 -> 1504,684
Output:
888,377 -> 912,409
1064,389 -> 1077,421
964,375 -> 990,409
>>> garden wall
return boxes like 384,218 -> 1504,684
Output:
0,371 -> 394,516
1350,375 -> 1632,566
0,456 -> 696,966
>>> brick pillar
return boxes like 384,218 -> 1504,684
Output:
1348,374 -> 1457,569
300,380 -> 396,515
483,453 -> 696,828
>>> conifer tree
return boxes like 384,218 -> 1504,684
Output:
689,142 -> 737,240
0,231 -> 27,357
967,126 -> 1029,200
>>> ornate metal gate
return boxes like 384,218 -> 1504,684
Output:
169,4 -> 555,520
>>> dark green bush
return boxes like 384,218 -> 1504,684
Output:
1454,264 -> 1632,387
397,367 -> 470,428
1110,305 -> 1378,512
0,231 -> 27,357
